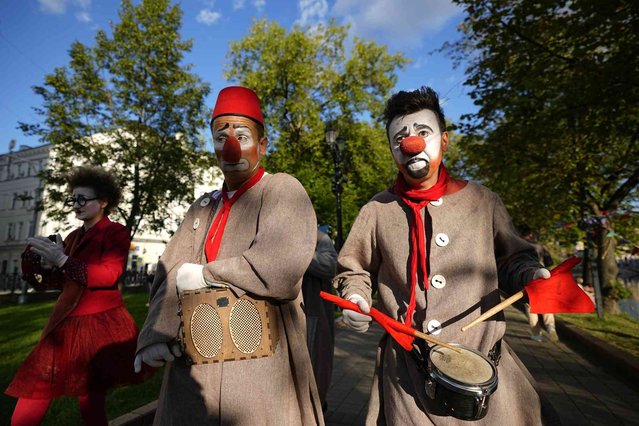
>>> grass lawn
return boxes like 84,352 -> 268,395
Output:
557,311 -> 639,358
0,292 -> 162,426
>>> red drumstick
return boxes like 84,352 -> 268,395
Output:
320,291 -> 460,353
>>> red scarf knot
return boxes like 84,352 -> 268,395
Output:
204,167 -> 265,262
392,164 -> 449,326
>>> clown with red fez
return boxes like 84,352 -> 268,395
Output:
334,87 -> 558,424
135,86 -> 324,425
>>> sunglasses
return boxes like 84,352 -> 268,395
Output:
64,195 -> 98,207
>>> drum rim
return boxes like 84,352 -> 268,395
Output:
428,343 -> 498,396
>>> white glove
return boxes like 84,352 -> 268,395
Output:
342,294 -> 372,333
176,263 -> 207,293
27,236 -> 68,268
134,342 -> 183,372
533,268 -> 551,280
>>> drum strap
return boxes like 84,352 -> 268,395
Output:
488,339 -> 502,366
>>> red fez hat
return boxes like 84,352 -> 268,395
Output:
211,86 -> 264,126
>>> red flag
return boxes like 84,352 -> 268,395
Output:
320,291 -> 415,350
525,257 -> 595,314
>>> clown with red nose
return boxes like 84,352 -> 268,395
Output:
333,86 -> 554,424
136,87 -> 323,425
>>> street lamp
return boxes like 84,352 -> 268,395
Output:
325,126 -> 346,250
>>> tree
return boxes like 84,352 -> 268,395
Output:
444,0 -> 639,312
224,19 -> 407,235
20,0 -> 211,237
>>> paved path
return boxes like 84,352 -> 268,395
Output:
323,306 -> 639,426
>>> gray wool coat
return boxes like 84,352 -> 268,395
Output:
137,173 -> 324,426
335,181 -> 557,425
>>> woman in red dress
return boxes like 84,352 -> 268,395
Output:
6,166 -> 152,426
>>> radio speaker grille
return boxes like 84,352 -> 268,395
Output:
229,299 -> 262,353
191,303 -> 223,358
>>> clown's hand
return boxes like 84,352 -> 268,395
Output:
342,294 -> 372,333
533,268 -> 551,280
134,342 -> 182,373
176,263 -> 207,293
27,236 -> 68,268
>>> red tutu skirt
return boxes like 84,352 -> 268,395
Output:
5,305 -> 153,399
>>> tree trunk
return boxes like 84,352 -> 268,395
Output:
595,216 -> 620,314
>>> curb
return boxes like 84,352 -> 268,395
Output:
555,318 -> 639,380
110,400 -> 156,426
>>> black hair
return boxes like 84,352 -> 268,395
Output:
383,86 -> 446,137
67,166 -> 122,216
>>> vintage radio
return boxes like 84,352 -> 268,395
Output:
178,287 -> 280,364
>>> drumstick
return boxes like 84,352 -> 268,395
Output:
320,291 -> 461,353
461,290 -> 525,332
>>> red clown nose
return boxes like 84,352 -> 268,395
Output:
400,136 -> 426,156
222,135 -> 242,163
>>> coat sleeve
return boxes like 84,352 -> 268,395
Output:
202,174 -> 317,301
492,193 -> 543,295
333,202 -> 379,307
137,204 -> 198,350
81,224 -> 130,289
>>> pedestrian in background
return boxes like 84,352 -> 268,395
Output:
302,225 -> 338,411
518,224 -> 559,342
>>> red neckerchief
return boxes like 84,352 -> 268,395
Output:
205,167 -> 265,262
392,164 -> 449,326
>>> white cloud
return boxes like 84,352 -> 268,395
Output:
39,0 -> 68,14
233,0 -> 245,9
297,0 -> 328,27
75,11 -> 91,23
332,0 -> 461,48
196,9 -> 222,25
253,0 -> 266,10
39,0 -> 92,22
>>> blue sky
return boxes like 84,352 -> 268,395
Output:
0,0 -> 475,154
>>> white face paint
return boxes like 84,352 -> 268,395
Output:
71,186 -> 105,226
211,116 -> 267,190
388,110 -> 446,185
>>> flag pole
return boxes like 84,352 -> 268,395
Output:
461,290 -> 525,332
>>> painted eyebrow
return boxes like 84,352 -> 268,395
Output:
392,126 -> 410,140
414,123 -> 434,132
232,124 -> 250,130
213,123 -> 230,133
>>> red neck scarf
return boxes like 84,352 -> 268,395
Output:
205,167 -> 265,262
392,164 -> 449,326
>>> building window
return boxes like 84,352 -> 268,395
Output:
7,223 -> 14,241
17,222 -> 24,241
11,194 -> 17,210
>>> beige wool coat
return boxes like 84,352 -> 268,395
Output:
335,181 -> 557,425
137,173 -> 324,425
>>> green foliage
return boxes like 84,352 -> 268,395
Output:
21,0 -> 211,237
224,19 -> 407,235
444,0 -> 639,304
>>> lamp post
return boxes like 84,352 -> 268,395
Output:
325,127 -> 346,251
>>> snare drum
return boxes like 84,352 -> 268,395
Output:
425,343 -> 498,420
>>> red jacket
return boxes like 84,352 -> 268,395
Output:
67,216 -> 131,315
34,216 -> 131,337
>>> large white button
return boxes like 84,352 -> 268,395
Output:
200,197 -> 210,207
435,233 -> 449,247
427,320 -> 442,336
430,198 -> 443,206
193,218 -> 200,229
431,274 -> 446,289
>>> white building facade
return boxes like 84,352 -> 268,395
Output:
0,142 -> 222,290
